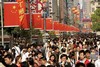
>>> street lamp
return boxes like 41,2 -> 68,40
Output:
42,7 -> 55,43
28,0 -> 33,43
0,0 -> 4,46
42,6 -> 47,33
42,6 -> 48,43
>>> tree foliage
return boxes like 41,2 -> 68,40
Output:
92,22 -> 100,31
91,8 -> 100,31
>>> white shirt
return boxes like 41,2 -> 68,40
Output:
21,52 -> 28,62
12,46 -> 20,57
95,59 -> 100,67
0,62 -> 5,67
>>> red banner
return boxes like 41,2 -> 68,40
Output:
63,24 -> 66,32
21,13 -> 30,30
4,1 -> 26,27
32,13 -> 43,29
72,26 -> 80,32
54,21 -> 60,31
59,23 -> 64,32
65,25 -> 70,32
65,25 -> 80,32
16,0 -> 26,23
4,2 -> 19,27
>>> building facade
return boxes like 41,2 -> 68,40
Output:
48,0 -> 68,23
90,0 -> 100,14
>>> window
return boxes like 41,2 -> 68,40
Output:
98,2 -> 100,5
49,9 -> 51,11
49,16 -> 52,18
49,2 -> 51,4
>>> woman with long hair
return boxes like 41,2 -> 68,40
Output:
15,55 -> 22,67
48,54 -> 57,66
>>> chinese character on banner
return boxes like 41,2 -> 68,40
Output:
16,0 -> 26,23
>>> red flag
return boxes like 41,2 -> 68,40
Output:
46,18 -> 53,31
32,13 -> 43,29
4,2 -> 19,27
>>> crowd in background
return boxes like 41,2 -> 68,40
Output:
0,34 -> 100,67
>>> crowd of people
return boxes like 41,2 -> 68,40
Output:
0,34 -> 100,67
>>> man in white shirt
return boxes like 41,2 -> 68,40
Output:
95,55 -> 100,67
21,49 -> 28,62
95,44 -> 100,67
12,44 -> 20,57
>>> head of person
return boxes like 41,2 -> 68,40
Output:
79,50 -> 85,60
27,57 -> 34,66
60,54 -> 67,62
41,57 -> 47,65
75,63 -> 85,67
22,48 -> 27,53
4,53 -> 14,65
15,55 -> 22,64
61,48 -> 66,53
47,65 -> 55,67
37,51 -> 43,59
87,62 -> 95,67
76,46 -> 80,51
90,47 -> 95,53
69,51 -> 75,59
27,46 -> 32,52
75,62 -> 85,67
54,46 -> 59,53
40,65 -> 46,67
49,54 -> 56,62
85,50 -> 90,59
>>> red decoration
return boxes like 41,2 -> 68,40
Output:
4,2 -> 19,27
46,18 -> 53,31
32,13 -> 43,29
54,21 -> 60,31
16,0 -> 26,23
21,13 -> 30,30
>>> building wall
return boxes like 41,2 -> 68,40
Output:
48,0 -> 67,23
60,0 -> 67,23
52,0 -> 59,21
90,0 -> 100,15
83,0 -> 91,18
48,0 -> 53,18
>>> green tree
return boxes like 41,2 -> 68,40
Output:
91,8 -> 100,31
92,22 -> 100,31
